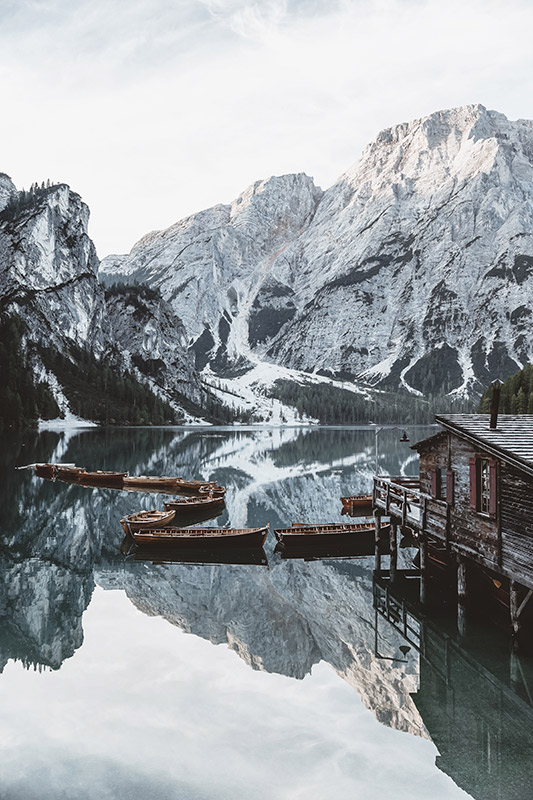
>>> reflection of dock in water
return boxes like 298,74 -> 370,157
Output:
374,568 -> 533,800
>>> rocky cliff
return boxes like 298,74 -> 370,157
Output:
0,182 -> 200,420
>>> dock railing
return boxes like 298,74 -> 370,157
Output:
373,475 -> 422,527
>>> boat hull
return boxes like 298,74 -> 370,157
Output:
163,496 -> 225,514
76,470 -> 128,487
340,495 -> 373,515
130,526 -> 268,549
274,522 -> 389,551
120,510 -> 176,534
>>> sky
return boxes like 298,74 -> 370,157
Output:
2,0 -> 533,257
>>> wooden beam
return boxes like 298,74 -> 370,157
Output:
419,536 -> 427,605
374,512 -> 382,572
390,522 -> 398,583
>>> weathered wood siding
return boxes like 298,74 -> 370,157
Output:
500,464 -> 533,588
419,434 -> 501,566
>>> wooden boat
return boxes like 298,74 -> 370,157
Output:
173,478 -> 218,495
53,465 -> 87,481
15,462 -> 78,479
129,525 -> 269,549
198,484 -> 226,498
75,469 -> 128,487
163,494 -> 225,514
340,494 -> 373,514
274,520 -> 389,549
120,509 -> 176,535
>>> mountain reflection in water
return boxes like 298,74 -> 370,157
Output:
1,425 -> 532,799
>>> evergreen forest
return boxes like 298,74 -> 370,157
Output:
0,314 -> 60,427
479,364 -> 533,414
270,379 -> 474,425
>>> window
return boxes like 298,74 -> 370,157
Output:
479,459 -> 491,514
469,457 -> 498,518
430,467 -> 454,503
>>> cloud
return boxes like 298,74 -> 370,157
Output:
1,0 -> 533,255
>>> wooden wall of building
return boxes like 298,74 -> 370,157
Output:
418,434 -> 501,566
501,464 -> 533,588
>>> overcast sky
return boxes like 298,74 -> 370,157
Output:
2,0 -> 533,257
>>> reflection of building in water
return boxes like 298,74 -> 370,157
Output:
374,570 -> 533,800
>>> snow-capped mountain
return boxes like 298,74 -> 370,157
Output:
101,104 -> 533,399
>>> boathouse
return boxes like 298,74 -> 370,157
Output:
373,414 -> 533,638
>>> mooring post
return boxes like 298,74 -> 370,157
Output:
419,535 -> 427,605
457,555 -> 468,636
374,511 -> 382,572
390,521 -> 398,583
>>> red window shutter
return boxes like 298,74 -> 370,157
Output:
489,460 -> 498,518
469,457 -> 477,510
446,469 -> 454,505
430,469 -> 437,498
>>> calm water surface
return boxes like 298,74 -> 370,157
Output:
1,425 -> 532,799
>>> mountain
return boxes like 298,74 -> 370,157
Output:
101,104 -> 533,401
0,182 -> 201,424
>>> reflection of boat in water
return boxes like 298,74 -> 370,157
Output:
164,494 -> 226,515
274,521 -> 390,551
129,525 -> 269,549
123,475 -> 187,491
340,494 -> 373,515
127,541 -> 269,567
120,510 -> 176,534
123,476 -> 218,494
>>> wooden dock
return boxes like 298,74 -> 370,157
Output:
373,414 -> 533,646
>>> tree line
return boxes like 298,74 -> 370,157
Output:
270,379 -> 475,424
479,364 -> 533,414
0,314 -> 60,427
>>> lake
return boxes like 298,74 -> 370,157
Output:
1,425 -> 532,800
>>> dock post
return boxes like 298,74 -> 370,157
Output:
457,555 -> 468,636
419,535 -> 427,605
389,521 -> 398,583
374,511 -> 382,572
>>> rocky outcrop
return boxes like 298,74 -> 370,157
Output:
101,173 -> 323,376
0,183 -> 201,416
0,184 -> 104,353
103,285 -> 201,405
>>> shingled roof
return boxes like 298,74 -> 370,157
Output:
430,414 -> 533,477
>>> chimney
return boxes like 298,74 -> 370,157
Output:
490,379 -> 502,430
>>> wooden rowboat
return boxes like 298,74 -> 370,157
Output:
340,494 -> 373,514
198,484 -> 226,498
274,521 -> 389,549
120,509 -> 176,534
129,525 -> 269,549
54,465 -> 88,481
75,469 -> 128,487
163,494 -> 225,514
15,462 -> 78,479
